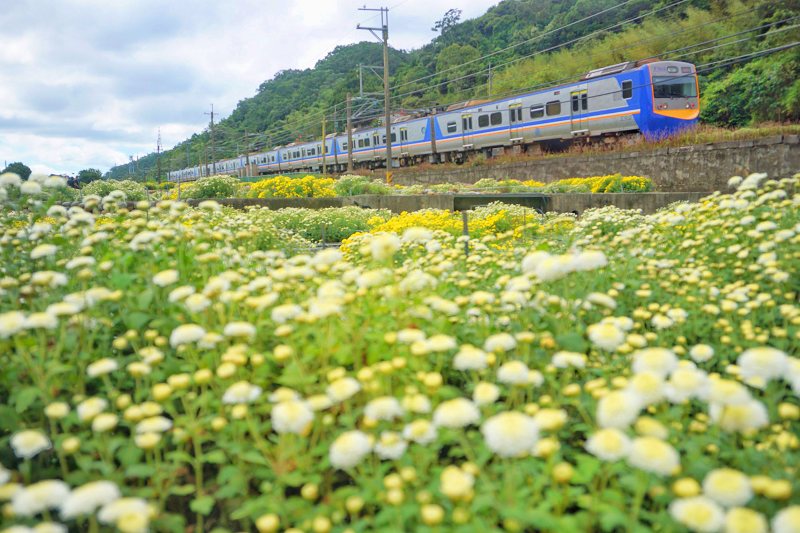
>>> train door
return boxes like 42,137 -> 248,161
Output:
570,84 -> 589,136
509,103 -> 524,143
398,127 -> 408,159
461,114 -> 474,150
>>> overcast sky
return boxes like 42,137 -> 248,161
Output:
0,0 -> 498,175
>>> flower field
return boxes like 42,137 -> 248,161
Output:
1,171 -> 799,532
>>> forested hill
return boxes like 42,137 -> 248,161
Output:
107,0 -> 800,180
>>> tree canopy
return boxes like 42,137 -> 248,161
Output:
2,162 -> 32,180
78,168 -> 103,184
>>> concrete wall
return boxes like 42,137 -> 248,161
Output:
372,134 -> 799,192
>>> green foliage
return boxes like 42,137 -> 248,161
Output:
266,206 -> 390,241
333,175 -> 392,196
180,175 -> 240,199
78,168 -> 102,184
432,8 -> 462,35
2,162 -> 32,180
81,179 -> 148,201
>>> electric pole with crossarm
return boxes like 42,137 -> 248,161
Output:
205,104 -> 216,175
357,6 -> 392,183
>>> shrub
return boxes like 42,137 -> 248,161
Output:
248,175 -> 336,198
81,179 -> 148,201
333,175 -> 392,196
180,175 -> 240,199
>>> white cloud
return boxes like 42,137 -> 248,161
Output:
0,0 -> 497,175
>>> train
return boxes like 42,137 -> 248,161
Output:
168,59 -> 699,182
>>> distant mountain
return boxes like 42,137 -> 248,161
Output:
107,0 -> 799,180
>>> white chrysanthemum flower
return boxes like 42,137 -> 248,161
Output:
326,377 -> 361,403
198,200 -> 221,211
626,372 -> 665,405
87,358 -> 118,377
737,347 -> 788,383
497,360 -> 529,385
11,480 -> 70,516
168,285 -> 195,302
403,419 -> 437,444
401,227 -> 433,243
397,328 -> 426,344
374,431 -> 408,459
364,397 -> 404,421
483,333 -> 517,353
271,400 -> 314,434
710,399 -> 769,433
0,311 -> 26,338
329,430 -> 372,469
631,348 -> 678,377
401,393 -> 431,414
135,416 -> 173,434
10,430 -> 51,459
77,397 -> 107,422
91,413 -> 119,433
222,381 -> 262,404
0,172 -> 22,186
426,334 -> 457,353
183,293 -> 211,313
440,465 -> 475,501
585,428 -> 631,461
20,181 -> 43,195
369,233 -> 401,261
669,496 -> 725,533
722,507 -> 766,533
432,398 -> 480,428
627,436 -> 680,476
689,344 -> 714,363
480,411 -> 539,457
596,390 -> 642,429
587,322 -> 625,351
665,365 -> 709,403
586,292 -> 617,309
453,345 -> 488,371
533,408 -> 568,431
152,269 -> 179,287
271,303 -> 303,324
30,244 -> 57,259
223,321 -> 256,340
60,480 -> 121,519
169,324 -> 206,347
473,381 -> 500,406
97,497 -> 150,524
773,506 -> 800,533
0,463 -> 10,484
702,468 -> 752,507
551,351 -> 587,369
23,312 -> 58,330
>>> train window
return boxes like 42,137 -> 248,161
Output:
447,122 -> 457,133
357,139 -> 363,148
510,108 -> 522,122
530,105 -> 544,119
342,142 -> 348,150
478,115 -> 489,128
374,135 -> 380,145
581,93 -> 588,111
400,130 -> 408,141
546,100 -> 561,116
490,112 -> 502,126
571,95 -> 579,112
622,80 -> 632,99
391,133 -> 397,142
462,116 -> 473,130
364,137 -> 371,147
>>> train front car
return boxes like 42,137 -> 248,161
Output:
639,61 -> 699,139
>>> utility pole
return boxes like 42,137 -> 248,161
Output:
346,93 -> 354,172
358,5 -> 392,183
156,128 -> 162,184
204,104 -> 216,175
321,113 -> 327,175
244,130 -> 251,178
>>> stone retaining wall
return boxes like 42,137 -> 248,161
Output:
366,134 -> 799,192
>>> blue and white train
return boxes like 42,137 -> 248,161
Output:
168,59 -> 699,181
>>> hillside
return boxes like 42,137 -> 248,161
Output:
107,0 -> 800,180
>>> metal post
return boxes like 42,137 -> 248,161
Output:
461,211 -> 469,255
321,113 -> 326,175
346,93 -> 354,173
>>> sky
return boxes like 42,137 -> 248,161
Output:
0,0 -> 498,176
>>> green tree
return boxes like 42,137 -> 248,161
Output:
78,168 -> 103,184
432,8 -> 462,35
2,162 -> 32,180
436,44 -> 481,94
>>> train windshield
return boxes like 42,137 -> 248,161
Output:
653,76 -> 697,98
653,76 -> 697,99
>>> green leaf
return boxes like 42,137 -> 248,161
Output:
555,331 -> 588,353
125,463 -> 156,478
136,289 -> 154,309
170,484 -> 197,496
203,449 -> 227,464
190,495 -> 215,516
0,405 -> 20,430
124,311 -> 151,330
14,386 -> 41,413
117,445 -> 143,466
241,450 -> 270,466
